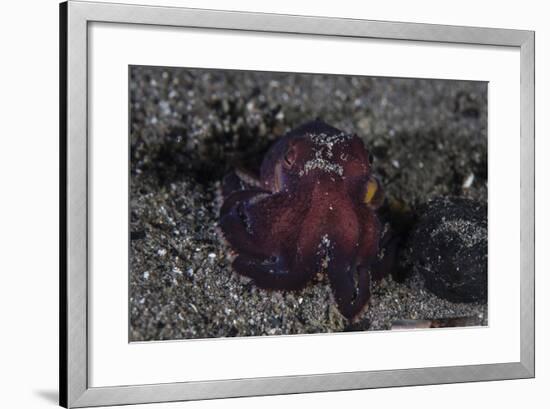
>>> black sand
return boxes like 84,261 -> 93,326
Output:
129,66 -> 487,341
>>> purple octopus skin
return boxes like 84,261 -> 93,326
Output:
219,120 -> 387,320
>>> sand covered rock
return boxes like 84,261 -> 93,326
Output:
407,197 -> 488,303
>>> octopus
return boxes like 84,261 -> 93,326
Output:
219,120 -> 393,320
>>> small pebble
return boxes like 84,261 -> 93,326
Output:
462,172 -> 475,189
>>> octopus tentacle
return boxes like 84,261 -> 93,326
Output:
220,188 -> 317,290
221,168 -> 263,198
325,200 -> 380,320
232,251 -> 315,290
328,262 -> 372,320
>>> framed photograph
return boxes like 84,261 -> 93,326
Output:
60,1 -> 534,407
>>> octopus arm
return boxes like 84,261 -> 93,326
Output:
219,189 -> 272,258
221,168 -> 262,198
232,251 -> 315,290
220,189 -> 318,290
325,201 -> 380,320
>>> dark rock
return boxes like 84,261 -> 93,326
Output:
130,230 -> 146,240
408,197 -> 487,303
454,91 -> 481,119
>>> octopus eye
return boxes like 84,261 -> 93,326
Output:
283,147 -> 297,168
368,153 -> 374,164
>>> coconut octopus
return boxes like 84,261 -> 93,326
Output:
219,120 -> 394,320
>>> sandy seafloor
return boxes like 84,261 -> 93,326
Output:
129,66 -> 488,341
